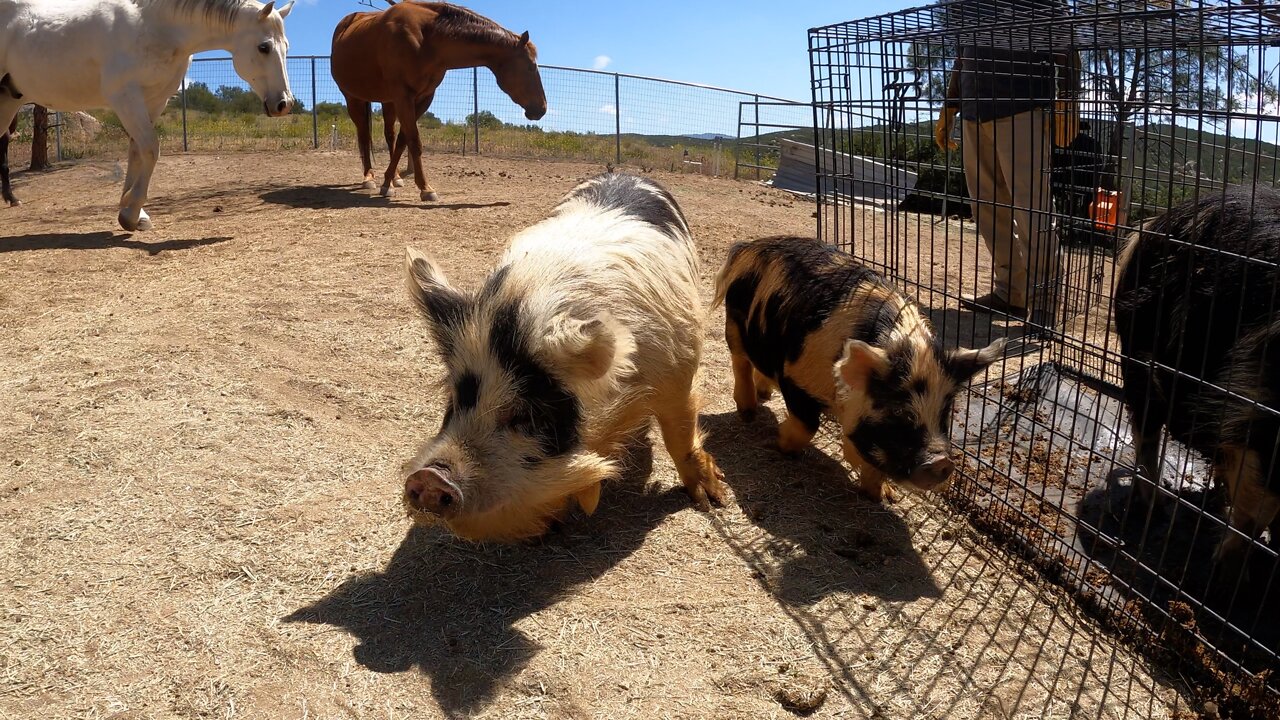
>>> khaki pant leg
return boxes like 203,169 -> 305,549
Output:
997,108 -> 1060,309
963,117 -> 1016,304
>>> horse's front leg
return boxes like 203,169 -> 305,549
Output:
0,104 -> 22,207
345,96 -> 377,190
380,97 -> 412,198
109,88 -> 159,231
380,103 -> 403,188
394,97 -> 436,203
0,125 -> 16,207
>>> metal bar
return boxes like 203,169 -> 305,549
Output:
311,56 -> 319,150
181,55 -> 804,104
54,111 -> 62,162
753,94 -> 761,181
734,101 -> 743,180
181,78 -> 188,152
472,67 -> 480,154
536,63 -> 801,103
614,73 -> 621,165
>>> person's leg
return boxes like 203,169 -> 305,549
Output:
999,108 -> 1059,313
962,116 -> 1021,313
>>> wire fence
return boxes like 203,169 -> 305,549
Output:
810,1 -> 1280,717
36,57 -> 803,180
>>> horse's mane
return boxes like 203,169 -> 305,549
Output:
138,0 -> 256,29
428,3 -> 531,56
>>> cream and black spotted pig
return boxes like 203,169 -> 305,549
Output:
715,236 -> 1005,502
401,173 -> 728,541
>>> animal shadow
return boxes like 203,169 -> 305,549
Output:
1077,470 -> 1280,655
0,231 -> 231,255
285,442 -> 690,717
703,409 -> 942,605
925,306 -> 1025,351
259,184 -> 510,212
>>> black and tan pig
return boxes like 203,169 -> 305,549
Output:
715,236 -> 1005,501
1114,187 -> 1280,574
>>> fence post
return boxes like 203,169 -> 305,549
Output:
181,77 -> 188,152
753,94 -> 761,181
472,67 -> 480,154
614,73 -> 622,165
734,101 -> 742,180
54,111 -> 62,163
311,56 -> 319,150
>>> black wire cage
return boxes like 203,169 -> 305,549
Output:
810,1 -> 1280,715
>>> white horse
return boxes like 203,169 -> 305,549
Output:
0,0 -> 295,231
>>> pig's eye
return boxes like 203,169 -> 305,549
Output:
502,404 -> 533,432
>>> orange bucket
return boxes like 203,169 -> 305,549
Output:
1090,188 -> 1121,231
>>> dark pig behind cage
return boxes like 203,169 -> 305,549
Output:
714,236 -> 1005,502
401,173 -> 728,542
1114,187 -> 1280,569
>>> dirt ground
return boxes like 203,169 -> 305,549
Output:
1,152 -> 1191,719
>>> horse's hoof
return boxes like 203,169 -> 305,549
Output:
361,179 -> 377,191
6,199 -> 18,208
393,178 -> 405,188
136,211 -> 153,231
117,209 -> 139,232
421,191 -> 439,202
380,185 -> 394,198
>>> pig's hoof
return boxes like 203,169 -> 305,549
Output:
756,387 -> 773,402
685,452 -> 729,511
883,485 -> 901,504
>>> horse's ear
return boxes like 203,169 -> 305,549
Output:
278,1 -> 294,19
258,1 -> 275,20
518,31 -> 530,47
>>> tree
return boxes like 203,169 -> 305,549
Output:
1082,5 -> 1277,182
465,110 -> 503,130
216,85 -> 265,115
910,1 -> 1278,194
314,101 -> 347,117
30,105 -> 50,171
183,82 -> 221,114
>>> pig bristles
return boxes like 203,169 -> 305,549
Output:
441,388 -> 658,541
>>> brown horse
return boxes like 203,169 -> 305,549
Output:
331,2 -> 546,201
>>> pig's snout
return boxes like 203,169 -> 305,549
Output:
405,465 -> 463,517
910,455 -> 954,490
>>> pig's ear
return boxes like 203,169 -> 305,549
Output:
835,339 -> 891,395
405,247 -> 468,342
946,337 -> 1007,380
543,314 -> 621,381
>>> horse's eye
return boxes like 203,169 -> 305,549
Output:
257,41 -> 271,54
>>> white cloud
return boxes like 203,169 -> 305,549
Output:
593,55 -> 612,71
599,104 -> 616,116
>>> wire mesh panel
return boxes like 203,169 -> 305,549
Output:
810,1 -> 1280,716
735,100 -> 816,181
46,57 -> 800,181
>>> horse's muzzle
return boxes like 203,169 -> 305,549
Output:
525,106 -> 547,121
264,93 -> 294,117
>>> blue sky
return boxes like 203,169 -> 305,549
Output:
267,0 -> 913,101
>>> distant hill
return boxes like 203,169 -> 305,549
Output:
629,128 -> 814,148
